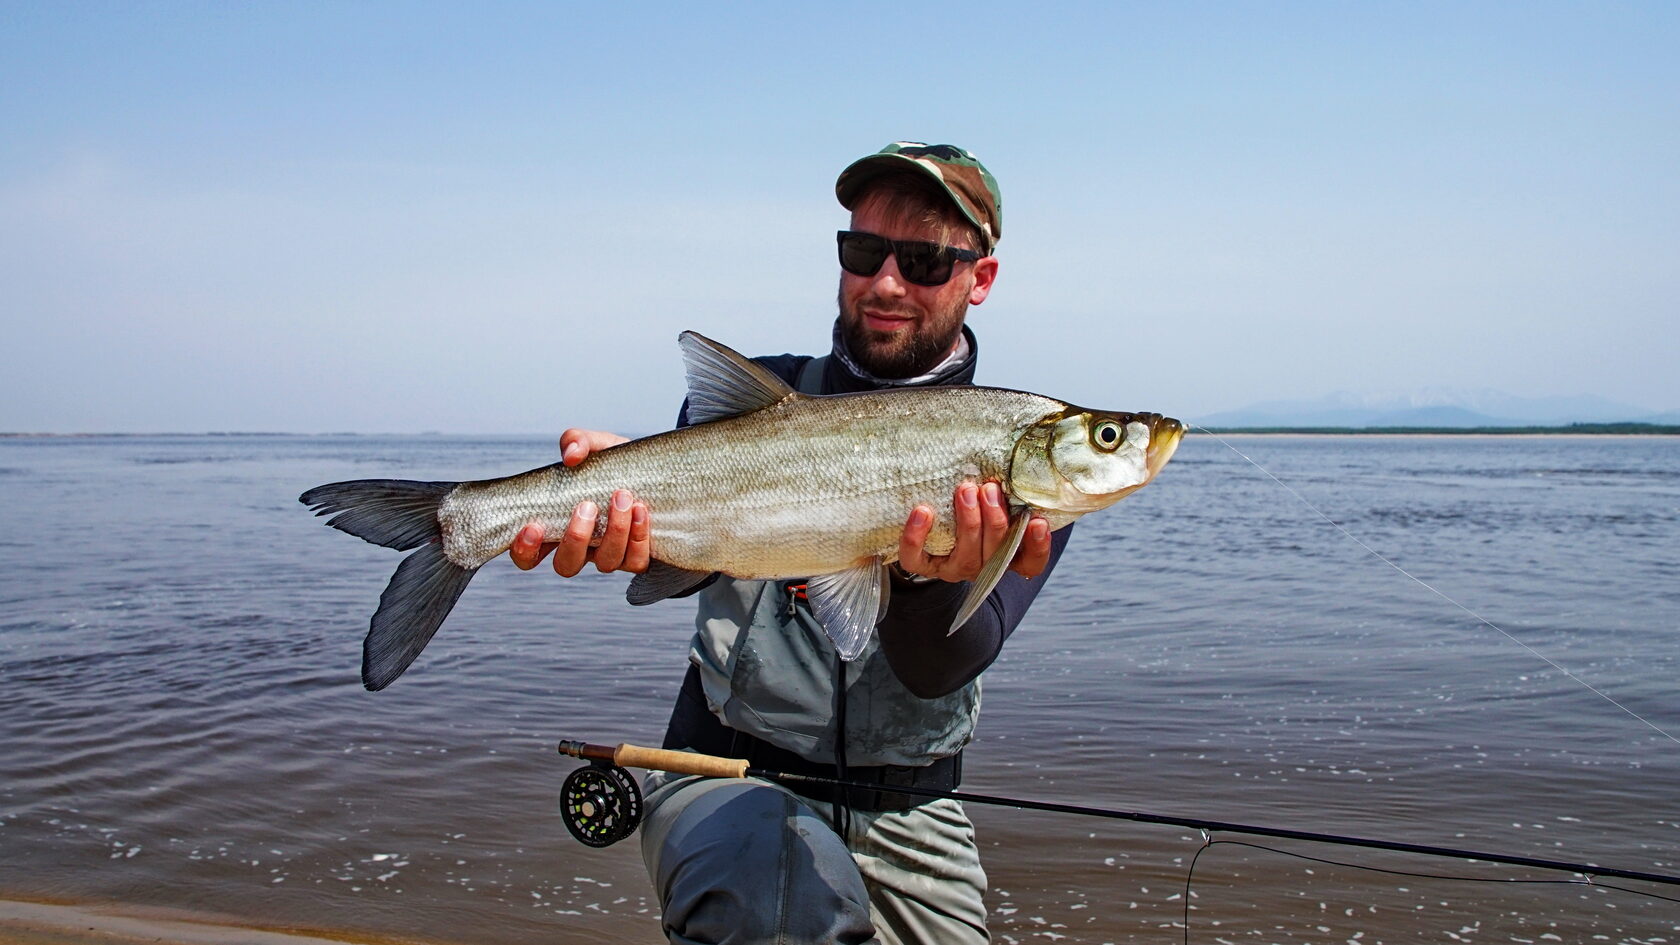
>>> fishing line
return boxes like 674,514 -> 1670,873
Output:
1188,424 -> 1680,748
1178,838 -> 1680,945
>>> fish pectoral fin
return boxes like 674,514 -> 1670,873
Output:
946,511 -> 1032,636
626,561 -> 716,605
678,331 -> 799,424
804,556 -> 890,662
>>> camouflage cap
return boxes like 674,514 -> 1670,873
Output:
835,142 -> 1002,253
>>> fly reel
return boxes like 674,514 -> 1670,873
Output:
559,761 -> 644,848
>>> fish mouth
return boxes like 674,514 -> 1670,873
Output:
1144,414 -> 1185,479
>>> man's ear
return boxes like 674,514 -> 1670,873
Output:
968,256 -> 999,306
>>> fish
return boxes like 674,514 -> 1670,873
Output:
301,331 -> 1185,690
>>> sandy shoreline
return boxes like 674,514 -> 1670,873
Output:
0,900 -> 426,945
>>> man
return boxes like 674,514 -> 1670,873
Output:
511,143 -> 1073,944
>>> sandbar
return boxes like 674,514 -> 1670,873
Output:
0,900 -> 418,945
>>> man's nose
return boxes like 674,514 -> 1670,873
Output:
868,254 -> 909,297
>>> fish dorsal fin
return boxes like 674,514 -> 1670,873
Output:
946,510 -> 1031,636
805,556 -> 891,662
679,331 -> 797,424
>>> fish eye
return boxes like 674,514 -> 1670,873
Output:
1091,419 -> 1123,452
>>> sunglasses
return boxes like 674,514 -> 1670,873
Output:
836,230 -> 983,287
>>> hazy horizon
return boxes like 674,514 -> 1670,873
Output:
4,384 -> 1677,436
4,3 -> 1676,435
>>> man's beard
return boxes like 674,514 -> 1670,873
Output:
836,289 -> 968,379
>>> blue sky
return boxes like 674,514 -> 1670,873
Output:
3,2 -> 1676,433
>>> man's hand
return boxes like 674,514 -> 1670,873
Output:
896,481 -> 1052,583
508,429 -> 651,577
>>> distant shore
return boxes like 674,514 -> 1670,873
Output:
1197,422 -> 1680,435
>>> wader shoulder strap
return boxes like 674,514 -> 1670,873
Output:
795,356 -> 828,395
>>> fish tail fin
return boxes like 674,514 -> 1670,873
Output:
299,479 -> 472,690
363,542 -> 477,690
299,479 -> 457,550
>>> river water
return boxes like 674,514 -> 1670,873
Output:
1,433 -> 1676,944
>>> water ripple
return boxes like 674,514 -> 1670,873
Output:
2,434 -> 1677,944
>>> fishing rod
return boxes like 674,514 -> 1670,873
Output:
555,739 -> 1680,890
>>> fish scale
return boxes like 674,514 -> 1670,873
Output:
444,388 -> 1061,578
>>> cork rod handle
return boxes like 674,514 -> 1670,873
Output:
612,743 -> 750,779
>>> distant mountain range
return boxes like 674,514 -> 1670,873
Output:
1197,389 -> 1680,429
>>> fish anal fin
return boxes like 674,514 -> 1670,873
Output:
805,556 -> 890,662
679,331 -> 798,424
627,561 -> 716,605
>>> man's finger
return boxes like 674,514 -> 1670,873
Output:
978,481 -> 1009,561
593,490 -> 635,573
510,523 -> 549,570
559,429 -> 631,467
553,501 -> 598,577
897,505 -> 936,573
622,502 -> 652,573
943,482 -> 983,580
559,431 -> 593,467
1009,516 -> 1053,579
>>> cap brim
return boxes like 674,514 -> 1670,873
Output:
835,153 -> 990,244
